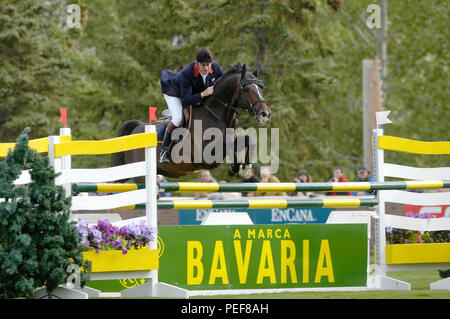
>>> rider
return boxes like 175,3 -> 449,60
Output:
159,48 -> 224,163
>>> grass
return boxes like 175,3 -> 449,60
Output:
190,270 -> 450,299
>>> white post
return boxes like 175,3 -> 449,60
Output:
59,128 -> 72,199
48,135 -> 61,172
371,129 -> 410,290
120,125 -> 189,298
373,128 -> 386,275
145,125 -> 158,292
145,125 -> 158,242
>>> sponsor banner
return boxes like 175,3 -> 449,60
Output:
178,208 -> 333,225
158,224 -> 367,290
404,204 -> 450,218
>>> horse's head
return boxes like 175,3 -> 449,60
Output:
238,64 -> 271,124
211,63 -> 271,124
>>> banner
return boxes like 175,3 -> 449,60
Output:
179,208 -> 333,225
404,204 -> 450,218
158,224 -> 367,290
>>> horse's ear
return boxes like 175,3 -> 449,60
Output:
241,64 -> 247,78
252,67 -> 259,77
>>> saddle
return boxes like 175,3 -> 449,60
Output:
156,107 -> 192,144
162,108 -> 191,129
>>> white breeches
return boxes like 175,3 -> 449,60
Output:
163,94 -> 183,127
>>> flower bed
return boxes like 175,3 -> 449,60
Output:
78,219 -> 157,254
78,219 -> 159,273
385,212 -> 449,245
384,214 -> 450,265
386,227 -> 449,244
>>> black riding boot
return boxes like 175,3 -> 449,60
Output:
159,122 -> 176,163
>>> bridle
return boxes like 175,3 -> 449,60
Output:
239,77 -> 267,118
207,74 -> 268,122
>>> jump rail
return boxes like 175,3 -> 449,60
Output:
72,180 -> 450,194
159,180 -> 450,193
116,197 -> 378,210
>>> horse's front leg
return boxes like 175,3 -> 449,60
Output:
222,133 -> 238,176
242,134 -> 253,169
225,133 -> 255,176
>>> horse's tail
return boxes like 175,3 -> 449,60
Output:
111,120 -> 145,167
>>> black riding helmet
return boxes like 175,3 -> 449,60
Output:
196,48 -> 212,64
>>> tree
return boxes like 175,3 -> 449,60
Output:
0,1 -> 72,141
0,128 -> 90,298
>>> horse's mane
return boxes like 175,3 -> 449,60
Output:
215,62 -> 264,89
215,62 -> 243,86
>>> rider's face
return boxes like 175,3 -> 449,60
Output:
197,62 -> 211,75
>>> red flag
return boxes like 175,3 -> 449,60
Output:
149,106 -> 158,124
59,108 -> 67,128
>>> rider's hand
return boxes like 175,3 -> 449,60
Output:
201,86 -> 214,98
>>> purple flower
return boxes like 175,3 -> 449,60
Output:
119,226 -> 130,237
405,211 -> 415,218
90,228 -> 102,247
111,237 -> 123,249
103,232 -> 111,244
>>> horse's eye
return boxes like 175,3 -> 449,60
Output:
243,87 -> 250,93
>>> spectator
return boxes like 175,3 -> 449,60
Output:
257,166 -> 287,196
242,167 -> 260,197
352,166 -> 374,196
194,170 -> 216,199
157,174 -> 172,197
327,167 -> 351,196
208,180 -> 241,199
293,169 -> 313,197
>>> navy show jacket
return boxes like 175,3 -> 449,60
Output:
160,61 -> 224,108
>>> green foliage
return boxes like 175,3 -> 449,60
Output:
0,128 -> 90,299
0,0 -> 72,141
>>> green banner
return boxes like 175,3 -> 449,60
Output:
158,224 -> 367,290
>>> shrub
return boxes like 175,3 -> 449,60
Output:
0,128 -> 91,298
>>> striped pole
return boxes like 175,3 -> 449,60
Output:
115,197 -> 378,210
159,180 -> 450,193
72,183 -> 145,193
72,180 -> 450,194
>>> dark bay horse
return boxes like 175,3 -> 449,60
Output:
112,63 -> 271,180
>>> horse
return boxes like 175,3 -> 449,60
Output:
111,63 -> 271,181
